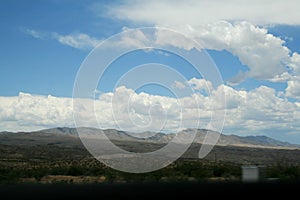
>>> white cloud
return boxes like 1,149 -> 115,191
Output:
201,21 -> 290,80
106,0 -> 300,26
286,76 -> 300,99
221,85 -> 300,140
217,84 -> 246,110
154,28 -> 196,51
153,21 -> 292,81
0,93 -> 74,132
290,52 -> 300,75
173,81 -> 187,90
21,28 -> 45,39
22,28 -> 101,50
188,77 -> 213,93
285,53 -> 300,99
269,72 -> 291,83
103,1 -> 300,82
227,70 -> 248,85
117,27 -> 150,48
239,86 -> 299,131
1,79 -> 300,143
52,32 -> 101,50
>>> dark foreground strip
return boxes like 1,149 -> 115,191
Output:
0,181 -> 299,199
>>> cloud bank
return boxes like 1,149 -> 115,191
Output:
105,0 -> 300,26
1,79 -> 300,142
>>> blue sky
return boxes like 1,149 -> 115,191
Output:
1,0 -> 300,144
0,0 -> 299,97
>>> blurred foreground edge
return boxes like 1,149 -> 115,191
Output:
1,181 -> 300,199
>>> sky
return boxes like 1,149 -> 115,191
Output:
1,0 -> 300,144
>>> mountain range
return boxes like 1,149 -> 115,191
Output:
1,127 -> 298,149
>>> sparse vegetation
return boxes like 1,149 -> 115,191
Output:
1,130 -> 300,184
1,143 -> 300,184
